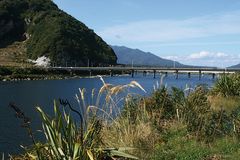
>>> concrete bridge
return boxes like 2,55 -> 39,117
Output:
48,67 -> 240,79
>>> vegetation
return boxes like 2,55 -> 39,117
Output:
7,74 -> 240,159
211,74 -> 240,97
0,66 -> 68,81
0,66 -> 125,81
0,0 -> 117,67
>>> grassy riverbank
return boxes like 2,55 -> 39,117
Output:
5,74 -> 240,159
0,66 -> 127,81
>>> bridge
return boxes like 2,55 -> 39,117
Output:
48,67 -> 240,79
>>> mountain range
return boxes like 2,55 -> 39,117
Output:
228,64 -> 240,68
111,46 -> 186,67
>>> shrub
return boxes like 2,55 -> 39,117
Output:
212,74 -> 240,97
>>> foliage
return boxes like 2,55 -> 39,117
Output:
0,0 -> 28,47
10,78 -> 144,159
212,74 -> 240,97
183,86 -> 211,137
104,95 -> 160,159
35,101 -> 102,159
0,0 -> 117,66
145,86 -> 175,124
208,95 -> 240,112
152,122 -> 240,160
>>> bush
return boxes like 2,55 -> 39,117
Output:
212,74 -> 240,97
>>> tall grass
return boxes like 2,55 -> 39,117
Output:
212,74 -> 240,97
11,76 -> 148,159
10,74 -> 240,159
34,76 -> 149,159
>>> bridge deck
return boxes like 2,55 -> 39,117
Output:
49,67 -> 240,73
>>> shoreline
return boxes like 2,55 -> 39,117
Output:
0,66 -> 130,82
0,74 -> 132,82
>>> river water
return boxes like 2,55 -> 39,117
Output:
0,73 -> 215,154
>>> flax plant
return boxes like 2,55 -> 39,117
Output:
33,76 -> 144,160
35,100 -> 102,160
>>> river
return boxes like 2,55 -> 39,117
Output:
0,73 -> 215,154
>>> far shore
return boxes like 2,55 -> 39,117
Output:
0,66 -> 132,82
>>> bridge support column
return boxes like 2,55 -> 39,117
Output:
176,70 -> 179,79
89,70 -> 92,77
68,69 -> 73,76
188,72 -> 191,78
131,69 -> 134,78
110,70 -> 113,77
212,73 -> 215,80
153,70 -> 156,78
199,70 -> 202,80
143,71 -> 147,77
165,72 -> 168,77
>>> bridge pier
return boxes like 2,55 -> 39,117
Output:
153,70 -> 156,78
199,70 -> 202,80
212,73 -> 215,79
110,70 -> 113,77
188,72 -> 191,78
176,70 -> 179,79
143,71 -> 147,77
131,69 -> 134,78
165,72 -> 168,77
89,70 -> 92,77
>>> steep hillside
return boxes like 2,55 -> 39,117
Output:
112,46 -> 185,67
0,0 -> 117,67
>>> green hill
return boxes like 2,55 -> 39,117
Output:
0,0 -> 117,67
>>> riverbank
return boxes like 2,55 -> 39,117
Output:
0,66 -> 129,82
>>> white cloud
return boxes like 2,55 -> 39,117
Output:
163,51 -> 240,67
97,10 -> 240,43
187,51 -> 227,60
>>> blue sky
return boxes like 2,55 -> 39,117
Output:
53,0 -> 240,67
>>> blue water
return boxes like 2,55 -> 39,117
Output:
0,73 -> 215,154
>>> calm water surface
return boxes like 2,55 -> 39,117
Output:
0,73 -> 215,154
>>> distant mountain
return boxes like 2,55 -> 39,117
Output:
111,46 -> 185,67
228,63 -> 240,68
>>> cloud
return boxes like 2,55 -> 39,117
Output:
188,51 -> 227,60
97,10 -> 240,43
163,51 -> 240,67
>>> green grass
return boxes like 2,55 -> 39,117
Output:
152,122 -> 240,160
